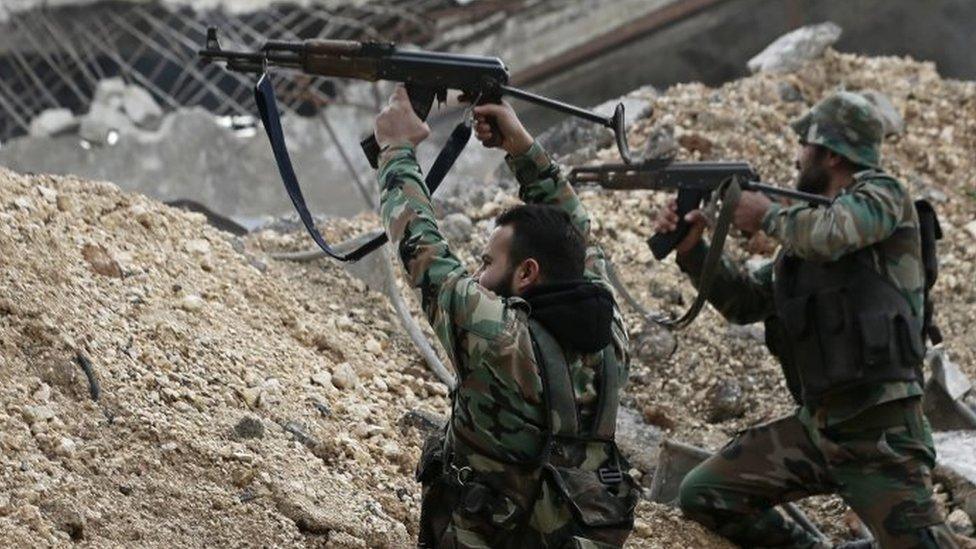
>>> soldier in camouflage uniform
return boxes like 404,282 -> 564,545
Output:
374,87 -> 638,548
655,92 -> 957,547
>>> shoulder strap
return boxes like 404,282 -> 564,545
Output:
254,73 -> 470,262
527,319 -> 579,438
592,346 -> 620,440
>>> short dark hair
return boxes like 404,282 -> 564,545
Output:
494,204 -> 586,282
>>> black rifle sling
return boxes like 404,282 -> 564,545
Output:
654,176 -> 742,330
254,74 -> 471,262
528,319 -> 579,439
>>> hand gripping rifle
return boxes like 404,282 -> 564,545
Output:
570,160 -> 831,329
199,28 -> 634,261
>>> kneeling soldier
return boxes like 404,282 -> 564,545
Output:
656,92 -> 957,548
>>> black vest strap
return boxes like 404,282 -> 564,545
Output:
528,319 -> 579,438
254,73 -> 471,262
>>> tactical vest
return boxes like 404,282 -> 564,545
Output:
416,319 -> 638,548
764,247 -> 926,404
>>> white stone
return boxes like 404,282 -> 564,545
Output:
160,442 -> 178,453
36,186 -> 57,203
747,22 -> 842,74
23,405 -> 56,424
91,77 -> 127,108
180,294 -> 205,312
946,508 -> 974,536
861,90 -> 905,135
331,363 -> 358,390
55,437 -> 76,456
310,371 -> 332,388
365,338 -> 383,356
184,239 -> 211,255
28,108 -> 79,138
31,383 -> 51,403
79,103 -> 135,145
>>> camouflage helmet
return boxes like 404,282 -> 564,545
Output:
790,91 -> 884,169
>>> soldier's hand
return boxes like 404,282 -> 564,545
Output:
654,199 -> 707,255
471,101 -> 534,156
374,86 -> 431,149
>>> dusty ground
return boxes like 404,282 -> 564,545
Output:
1,49 -> 973,547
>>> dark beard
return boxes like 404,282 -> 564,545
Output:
796,150 -> 831,194
484,266 -> 517,298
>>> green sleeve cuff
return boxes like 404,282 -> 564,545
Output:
377,144 -> 417,175
761,202 -> 783,235
504,141 -> 553,185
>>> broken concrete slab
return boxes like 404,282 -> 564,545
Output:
28,108 -> 78,138
747,22 -> 842,74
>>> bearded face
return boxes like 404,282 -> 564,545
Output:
795,145 -> 831,195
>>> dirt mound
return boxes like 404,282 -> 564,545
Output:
0,169 -> 447,546
2,48 -> 973,547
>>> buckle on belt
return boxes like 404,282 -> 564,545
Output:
455,465 -> 472,486
598,467 -> 623,485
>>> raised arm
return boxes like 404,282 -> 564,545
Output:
375,88 -> 517,371
471,102 -> 610,291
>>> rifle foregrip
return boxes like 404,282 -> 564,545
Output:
648,188 -> 707,260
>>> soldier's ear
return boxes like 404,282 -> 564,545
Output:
515,258 -> 542,290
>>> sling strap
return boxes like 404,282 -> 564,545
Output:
254,73 -> 471,262
527,319 -> 620,441
653,176 -> 743,330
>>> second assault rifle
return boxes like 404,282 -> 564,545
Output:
570,161 -> 831,260
199,28 -> 635,262
570,160 -> 831,330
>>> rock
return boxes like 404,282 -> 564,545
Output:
726,324 -> 765,343
184,239 -> 211,255
777,81 -> 804,103
79,102 -> 134,145
180,294 -> 204,312
36,185 -> 58,203
365,338 -> 383,356
678,133 -> 714,157
32,383 -> 51,403
615,406 -> 663,482
964,220 -> 976,240
239,386 -> 262,409
23,405 -> 56,424
50,506 -> 85,541
947,508 -> 974,537
28,108 -> 79,138
91,77 -> 127,108
122,85 -> 163,129
861,90 -> 905,135
634,321 -> 677,362
233,416 -> 265,440
641,403 -> 677,431
331,362 -> 358,390
440,213 -> 474,243
55,436 -> 76,456
310,371 -> 332,388
642,123 -> 678,161
160,442 -> 178,453
705,379 -> 746,423
81,244 -> 123,278
747,22 -> 842,74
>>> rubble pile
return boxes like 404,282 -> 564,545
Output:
0,169 -> 727,546
1,45 -> 973,546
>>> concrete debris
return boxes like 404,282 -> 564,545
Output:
747,22 -> 843,74
233,416 -> 265,440
28,108 -> 79,138
705,379 -> 746,423
861,89 -> 905,135
948,508 -> 975,537
440,212 -> 474,243
122,85 -> 164,130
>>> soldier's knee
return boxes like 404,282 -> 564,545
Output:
677,468 -> 711,516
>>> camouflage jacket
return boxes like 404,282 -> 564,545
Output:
677,170 -> 925,426
378,141 -> 629,465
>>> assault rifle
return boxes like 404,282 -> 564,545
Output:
199,28 -> 634,262
199,28 -> 632,167
569,161 -> 831,260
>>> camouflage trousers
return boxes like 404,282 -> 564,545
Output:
679,397 -> 958,548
